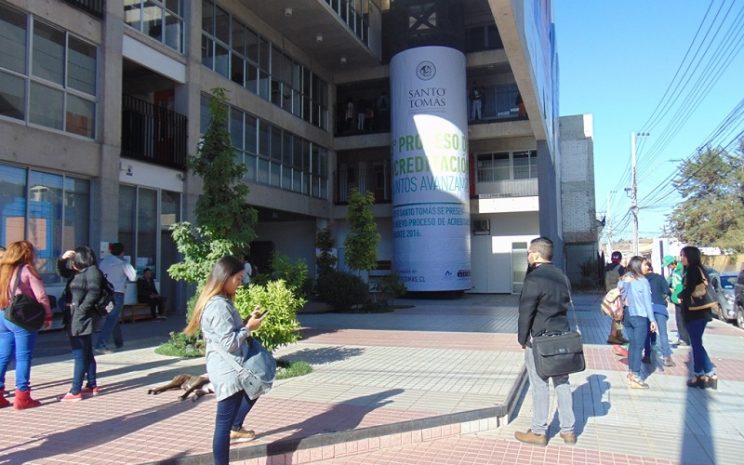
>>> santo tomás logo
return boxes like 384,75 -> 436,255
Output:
416,61 -> 436,81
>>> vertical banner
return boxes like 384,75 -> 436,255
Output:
390,46 -> 471,291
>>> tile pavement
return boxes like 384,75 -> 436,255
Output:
2,293 -> 744,465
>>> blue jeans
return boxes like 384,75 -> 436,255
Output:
213,390 -> 256,465
523,347 -> 574,435
0,311 -> 38,391
69,334 -> 97,394
686,318 -> 715,376
624,315 -> 649,378
645,313 -> 672,357
96,293 -> 124,349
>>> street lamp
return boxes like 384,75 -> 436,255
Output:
630,131 -> 650,256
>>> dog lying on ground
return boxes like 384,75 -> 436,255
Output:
147,374 -> 214,402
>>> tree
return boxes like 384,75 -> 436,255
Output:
666,145 -> 744,252
344,189 -> 381,273
168,88 -> 257,287
315,228 -> 337,277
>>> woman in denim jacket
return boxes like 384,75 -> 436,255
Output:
618,256 -> 658,389
185,256 -> 266,465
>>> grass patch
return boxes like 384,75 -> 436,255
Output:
276,360 -> 313,380
154,331 -> 205,358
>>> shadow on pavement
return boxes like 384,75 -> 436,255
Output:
281,346 -> 365,365
562,373 -> 611,437
681,376 -> 716,464
0,400 -> 199,464
259,389 -> 404,463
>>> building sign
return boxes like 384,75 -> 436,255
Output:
390,46 -> 471,291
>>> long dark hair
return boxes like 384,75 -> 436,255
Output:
625,256 -> 644,278
71,246 -> 97,270
184,256 -> 244,336
680,246 -> 702,270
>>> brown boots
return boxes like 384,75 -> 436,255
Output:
13,388 -> 41,410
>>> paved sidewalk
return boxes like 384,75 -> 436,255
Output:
1,293 -> 742,465
308,293 -> 744,465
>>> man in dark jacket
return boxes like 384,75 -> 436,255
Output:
515,237 -> 576,446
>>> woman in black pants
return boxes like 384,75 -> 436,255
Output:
57,246 -> 104,401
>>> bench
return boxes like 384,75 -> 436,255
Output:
121,303 -> 152,323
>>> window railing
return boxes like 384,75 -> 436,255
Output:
63,0 -> 104,18
476,179 -> 538,198
121,95 -> 188,170
324,0 -> 374,46
468,84 -> 527,124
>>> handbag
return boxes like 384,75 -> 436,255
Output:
600,288 -> 624,321
531,282 -> 586,379
3,266 -> 46,332
215,336 -> 277,400
688,267 -> 718,311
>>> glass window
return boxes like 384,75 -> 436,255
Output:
214,6 -> 230,44
270,126 -> 282,161
118,185 -> 136,266
0,164 -> 27,245
282,132 -> 292,166
231,18 -> 244,55
270,162 -> 281,186
199,93 -> 210,134
493,153 -> 510,181
245,28 -> 258,63
0,4 -> 27,74
257,158 -> 269,184
66,94 -> 95,138
0,71 -> 25,120
244,153 -> 256,180
231,52 -> 244,86
124,0 -> 143,30
230,108 -> 243,149
476,154 -> 493,182
202,0 -> 214,34
30,82 -> 64,130
214,43 -> 229,78
143,1 -> 163,41
27,171 -> 63,282
67,37 -> 96,95
258,121 -> 269,157
63,176 -> 89,252
245,61 -> 257,94
137,188 -> 158,274
164,10 -> 181,51
201,35 -> 214,69
513,151 -> 534,179
32,21 -> 65,85
244,114 -> 257,154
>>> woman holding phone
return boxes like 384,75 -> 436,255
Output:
185,256 -> 266,465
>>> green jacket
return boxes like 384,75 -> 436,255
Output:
667,265 -> 684,305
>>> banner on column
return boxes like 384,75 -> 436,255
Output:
390,46 -> 471,291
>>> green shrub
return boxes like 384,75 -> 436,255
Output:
317,271 -> 368,310
155,331 -> 205,358
276,360 -> 313,380
378,272 -> 407,297
234,280 -> 304,352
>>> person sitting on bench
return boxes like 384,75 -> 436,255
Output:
137,268 -> 167,319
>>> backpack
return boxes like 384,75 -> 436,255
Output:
96,268 -> 116,316
604,264 -> 621,291
600,288 -> 624,321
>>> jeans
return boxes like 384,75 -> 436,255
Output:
96,292 -> 124,349
624,315 -> 649,378
213,390 -> 256,465
686,318 -> 715,376
674,304 -> 690,343
471,100 -> 482,120
645,313 -> 672,357
524,347 -> 574,435
0,311 -> 38,391
69,334 -> 97,394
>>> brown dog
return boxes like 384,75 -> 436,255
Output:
147,374 -> 214,402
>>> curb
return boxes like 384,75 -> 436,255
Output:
139,367 -> 528,465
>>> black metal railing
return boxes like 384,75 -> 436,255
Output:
121,95 -> 188,170
63,0 -> 104,18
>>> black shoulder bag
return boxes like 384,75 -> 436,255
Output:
4,266 -> 47,331
531,281 -> 586,379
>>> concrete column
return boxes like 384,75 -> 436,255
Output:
94,0 -> 125,248
536,140 -> 564,268
175,0 -> 205,224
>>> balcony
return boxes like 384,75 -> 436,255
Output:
63,0 -> 103,18
476,179 -> 538,198
121,95 -> 187,171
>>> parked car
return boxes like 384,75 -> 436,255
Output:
736,269 -> 744,328
712,271 -> 739,323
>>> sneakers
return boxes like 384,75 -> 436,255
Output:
81,386 -> 101,396
229,428 -> 256,443
559,432 -> 577,445
514,429 -> 547,446
627,374 -> 649,389
59,392 -> 83,402
663,357 -> 676,367
95,347 -> 114,355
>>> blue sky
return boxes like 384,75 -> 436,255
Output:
554,0 -> 744,240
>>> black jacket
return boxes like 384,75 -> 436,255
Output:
518,262 -> 571,347
58,259 -> 103,336
679,265 -> 713,322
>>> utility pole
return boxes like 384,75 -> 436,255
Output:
606,190 -> 615,258
629,131 -> 649,257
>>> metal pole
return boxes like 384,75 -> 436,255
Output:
606,190 -> 614,257
631,132 -> 639,256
